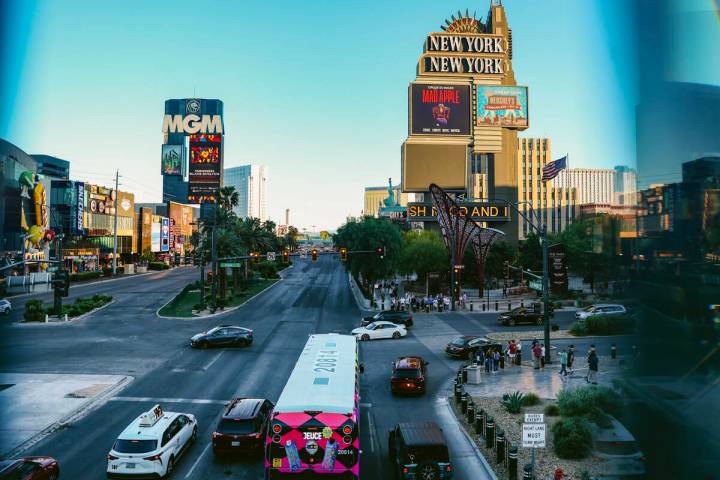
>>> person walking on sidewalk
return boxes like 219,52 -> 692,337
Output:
508,340 -> 517,367
516,340 -> 522,365
532,343 -> 542,370
540,345 -> 546,370
484,350 -> 492,373
587,347 -> 599,384
492,349 -> 500,372
567,345 -> 575,374
559,349 -> 568,376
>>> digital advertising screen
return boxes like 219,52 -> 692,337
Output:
151,222 -> 161,253
161,144 -> 184,176
411,84 -> 471,135
188,134 -> 222,204
476,85 -> 529,129
161,217 -> 170,252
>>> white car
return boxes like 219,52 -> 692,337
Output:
107,405 -> 197,479
0,298 -> 11,315
352,321 -> 407,341
576,304 -> 627,320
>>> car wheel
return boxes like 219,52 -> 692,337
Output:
199,341 -> 208,349
416,461 -> 440,480
48,473 -> 57,480
237,338 -> 249,347
392,331 -> 401,339
361,334 -> 370,341
165,456 -> 175,477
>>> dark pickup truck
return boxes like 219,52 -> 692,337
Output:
361,310 -> 413,328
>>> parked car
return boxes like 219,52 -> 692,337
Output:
362,310 -> 413,328
445,336 -> 502,359
576,304 -> 627,321
388,421 -> 453,480
212,398 -> 274,456
498,306 -> 543,326
190,325 -> 253,348
352,321 -> 407,341
107,404 -> 197,478
0,298 -> 11,316
591,417 -> 646,479
390,356 -> 428,395
0,457 -> 59,480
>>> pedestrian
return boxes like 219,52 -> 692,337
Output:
567,345 -> 575,374
433,298 -> 439,312
484,350 -> 492,373
476,348 -> 485,367
559,348 -> 568,376
587,348 -> 599,384
493,349 -> 500,372
443,296 -> 450,311
532,343 -> 542,369
540,344 -> 546,370
516,340 -> 522,365
399,297 -> 406,311
508,340 -> 517,367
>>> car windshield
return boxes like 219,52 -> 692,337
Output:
451,338 -> 470,346
394,369 -> 421,379
407,445 -> 449,462
595,440 -> 640,456
365,323 -> 377,330
206,327 -> 221,334
373,313 -> 382,320
582,306 -> 596,312
113,439 -> 158,454
217,418 -> 257,435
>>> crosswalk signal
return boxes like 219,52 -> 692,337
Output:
282,250 -> 289,262
311,249 -> 318,262
340,247 -> 348,262
376,246 -> 385,259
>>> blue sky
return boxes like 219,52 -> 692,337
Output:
2,1 -> 643,229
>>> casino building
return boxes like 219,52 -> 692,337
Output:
402,1 -> 527,242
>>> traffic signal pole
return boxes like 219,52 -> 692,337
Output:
542,225 -> 550,363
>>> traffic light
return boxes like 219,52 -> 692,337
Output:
311,249 -> 318,262
376,246 -> 385,259
453,265 -> 462,275
282,250 -> 290,262
251,252 -> 260,264
54,269 -> 70,297
340,247 -> 348,262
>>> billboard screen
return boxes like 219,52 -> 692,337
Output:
411,84 -> 470,135
161,217 -> 170,252
476,85 -> 529,129
161,144 -> 184,176
188,134 -> 222,204
151,221 -> 161,253
75,182 -> 85,235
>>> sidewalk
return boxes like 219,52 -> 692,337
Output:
0,373 -> 131,456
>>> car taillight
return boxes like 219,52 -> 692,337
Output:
342,425 -> 352,435
107,454 -> 118,460
402,467 -> 409,474
143,454 -> 162,461
254,433 -> 262,439
272,424 -> 282,434
446,464 -> 453,472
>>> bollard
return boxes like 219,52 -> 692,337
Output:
461,393 -> 469,412
507,445 -> 518,480
520,301 -> 524,308
466,401 -> 475,422
523,463 -> 534,480
485,416 -> 495,448
611,343 -> 617,359
495,301 -> 499,311
500,355 -> 505,369
470,302 -> 473,311
508,302 -> 511,311
454,381 -> 461,402
475,409 -> 484,434
516,351 -> 522,365
482,303 -> 486,311
496,429 -> 506,464
462,366 -> 468,384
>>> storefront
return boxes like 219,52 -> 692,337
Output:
62,248 -> 100,273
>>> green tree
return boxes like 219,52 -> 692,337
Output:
485,240 -> 518,279
397,230 -> 447,292
519,232 -> 543,272
216,186 -> 239,212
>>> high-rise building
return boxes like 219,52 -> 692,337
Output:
614,165 -> 637,206
224,165 -> 268,221
517,138 -> 577,239
31,154 -> 70,180
552,168 -> 615,205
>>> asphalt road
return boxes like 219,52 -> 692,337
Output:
1,259 -> 633,479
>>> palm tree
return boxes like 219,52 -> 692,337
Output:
285,226 -> 299,251
216,186 -> 239,213
263,219 -> 276,234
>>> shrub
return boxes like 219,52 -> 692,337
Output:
544,404 -> 560,416
569,320 -> 587,335
24,300 -> 46,322
102,267 -> 114,276
192,303 -> 206,311
149,262 -> 169,270
551,323 -> 560,331
501,391 -> 525,414
253,260 -> 279,279
522,392 -> 541,407
585,314 -> 635,335
552,416 -> 593,459
557,385 -> 621,419
69,271 -> 101,282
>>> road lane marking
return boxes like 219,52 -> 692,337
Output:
109,396 -> 226,405
360,402 -> 372,408
202,351 -> 224,371
185,442 -> 211,479
366,410 -> 377,453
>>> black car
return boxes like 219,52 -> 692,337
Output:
388,422 -> 453,480
498,306 -> 544,326
362,311 -> 413,328
190,325 -> 253,348
445,336 -> 502,359
212,398 -> 273,456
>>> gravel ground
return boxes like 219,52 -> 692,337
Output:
451,395 -> 604,479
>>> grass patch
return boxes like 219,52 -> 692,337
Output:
159,278 -> 278,318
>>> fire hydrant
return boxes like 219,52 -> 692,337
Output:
554,468 -> 566,480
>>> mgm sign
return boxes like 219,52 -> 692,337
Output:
407,201 -> 510,223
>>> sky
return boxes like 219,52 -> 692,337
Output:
0,0 -> 660,230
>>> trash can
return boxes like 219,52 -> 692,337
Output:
466,365 -> 482,384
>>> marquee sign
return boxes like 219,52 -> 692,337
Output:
419,33 -> 507,75
407,202 -> 510,222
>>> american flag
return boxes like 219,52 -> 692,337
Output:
542,155 -> 568,181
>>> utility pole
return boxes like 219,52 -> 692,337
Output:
53,231 -> 64,316
210,214 -> 217,308
541,224 -> 551,363
112,169 -> 119,276
450,240 -> 456,311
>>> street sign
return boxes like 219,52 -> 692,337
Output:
220,262 -> 242,268
529,280 -> 542,291
47,266 -> 58,273
522,422 -> 546,448
524,413 -> 544,423
267,252 -> 276,261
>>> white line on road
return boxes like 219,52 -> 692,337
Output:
202,351 -> 224,371
109,396 -> 226,405
366,410 -> 377,453
360,402 -> 372,408
185,442 -> 211,479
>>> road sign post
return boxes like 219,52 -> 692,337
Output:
266,252 -> 276,262
522,413 -> 546,475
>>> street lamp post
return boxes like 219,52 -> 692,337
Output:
541,224 -> 550,363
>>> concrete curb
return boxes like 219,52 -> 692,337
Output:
3,375 -> 134,458
156,277 -> 282,320
14,298 -> 116,326
347,273 -> 373,312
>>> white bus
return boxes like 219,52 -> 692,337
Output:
265,333 -> 360,480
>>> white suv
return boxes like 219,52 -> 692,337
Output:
107,405 -> 197,478
576,304 -> 627,320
